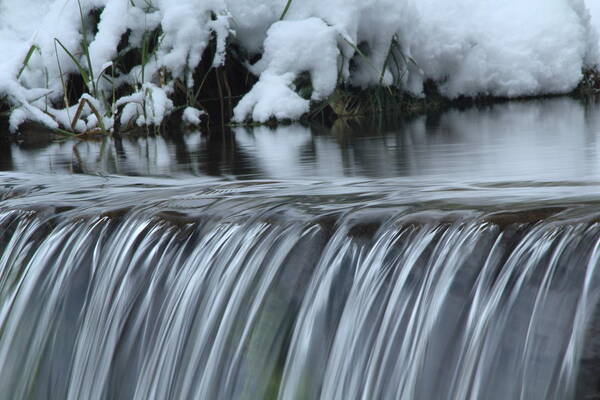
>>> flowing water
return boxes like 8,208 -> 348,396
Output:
1,97 -> 600,399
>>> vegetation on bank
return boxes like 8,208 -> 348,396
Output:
2,32 -> 599,139
1,1 -> 599,138
3,66 -> 599,140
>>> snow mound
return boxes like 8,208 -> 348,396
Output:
182,106 -> 205,126
0,0 -> 599,131
233,18 -> 340,122
402,0 -> 600,97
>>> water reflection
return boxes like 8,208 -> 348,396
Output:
3,97 -> 600,183
0,141 -> 13,172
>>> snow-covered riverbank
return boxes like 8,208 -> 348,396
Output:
1,0 -> 599,133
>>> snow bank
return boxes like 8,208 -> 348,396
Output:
587,0 -> 600,28
0,0 -> 599,131
402,0 -> 599,97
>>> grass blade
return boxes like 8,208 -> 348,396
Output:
77,0 -> 96,95
279,0 -> 293,20
17,44 -> 40,80
54,38 -> 90,87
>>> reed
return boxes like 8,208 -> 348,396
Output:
16,45 -> 40,80
280,0 -> 294,20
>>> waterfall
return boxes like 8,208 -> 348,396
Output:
0,205 -> 599,400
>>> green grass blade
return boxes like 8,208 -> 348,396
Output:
54,40 -> 71,110
279,0 -> 293,20
95,62 -> 114,90
54,38 -> 90,86
342,36 -> 392,95
77,0 -> 96,94
141,32 -> 149,83
17,45 -> 40,80
342,37 -> 378,74
53,127 -> 76,137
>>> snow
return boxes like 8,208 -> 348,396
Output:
233,18 -> 340,122
87,1 -> 130,82
588,0 -> 600,41
233,72 -> 310,123
0,0 -> 599,131
182,106 -> 204,126
157,0 -> 230,86
402,0 -> 599,97
115,83 -> 174,127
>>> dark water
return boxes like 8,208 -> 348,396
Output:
3,97 -> 600,182
2,97 -> 600,399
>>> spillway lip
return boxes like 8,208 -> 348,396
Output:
3,172 -> 600,232
483,207 -> 569,228
3,203 -> 600,232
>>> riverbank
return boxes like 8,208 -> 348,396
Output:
1,0 -> 599,136
2,88 -> 600,145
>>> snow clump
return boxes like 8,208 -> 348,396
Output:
233,17 -> 340,122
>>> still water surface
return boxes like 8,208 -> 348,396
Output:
1,97 -> 600,185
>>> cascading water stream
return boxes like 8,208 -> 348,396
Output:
0,200 -> 599,400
